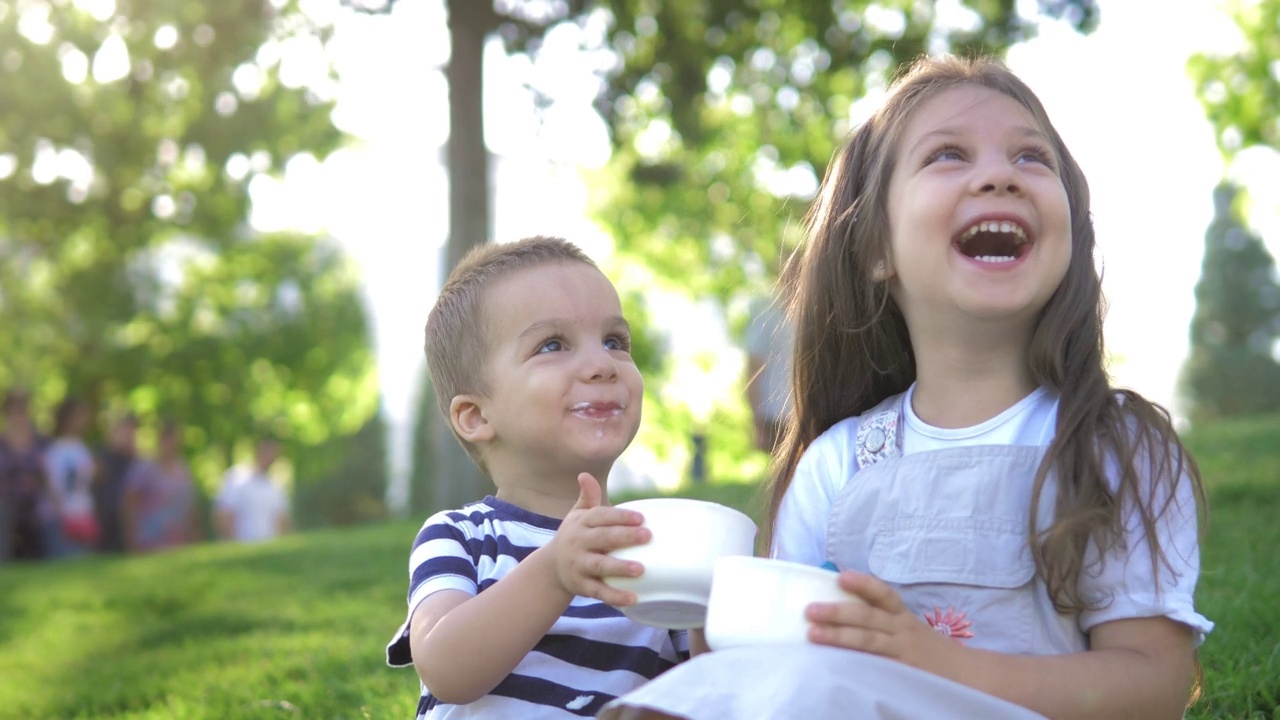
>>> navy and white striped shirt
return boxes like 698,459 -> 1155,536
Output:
387,496 -> 687,719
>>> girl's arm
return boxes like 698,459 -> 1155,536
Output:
409,473 -> 648,704
807,572 -> 1195,720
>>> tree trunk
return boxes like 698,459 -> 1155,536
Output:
436,0 -> 496,510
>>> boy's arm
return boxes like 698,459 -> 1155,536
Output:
410,473 -> 648,705
409,546 -> 577,704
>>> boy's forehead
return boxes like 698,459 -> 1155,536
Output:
479,261 -> 618,333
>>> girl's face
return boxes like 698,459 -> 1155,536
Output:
883,84 -> 1072,339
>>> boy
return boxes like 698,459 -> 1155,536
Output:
387,236 -> 686,719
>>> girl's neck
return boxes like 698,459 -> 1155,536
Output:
909,326 -> 1037,429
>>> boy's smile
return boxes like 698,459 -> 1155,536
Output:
465,260 -> 643,499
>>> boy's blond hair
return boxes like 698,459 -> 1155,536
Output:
425,235 -> 598,465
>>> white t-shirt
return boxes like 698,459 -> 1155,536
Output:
221,475 -> 289,542
44,438 -> 95,516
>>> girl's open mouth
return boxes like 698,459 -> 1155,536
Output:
953,220 -> 1031,264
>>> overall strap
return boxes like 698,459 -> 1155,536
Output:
854,394 -> 905,471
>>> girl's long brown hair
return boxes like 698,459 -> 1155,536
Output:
765,55 -> 1206,616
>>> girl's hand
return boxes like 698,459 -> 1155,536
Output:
804,570 -> 957,673
548,472 -> 650,607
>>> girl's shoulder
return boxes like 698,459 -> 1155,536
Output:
806,393 -> 908,462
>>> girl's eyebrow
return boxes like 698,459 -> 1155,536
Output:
908,125 -> 1051,155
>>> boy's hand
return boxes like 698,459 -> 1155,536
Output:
804,570 -> 956,674
549,472 -> 650,606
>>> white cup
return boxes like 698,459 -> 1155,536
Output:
704,556 -> 863,649
605,498 -> 757,629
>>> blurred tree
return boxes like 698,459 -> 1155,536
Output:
0,0 -> 381,505
1187,0 -> 1280,157
1183,0 -> 1280,424
407,364 -> 439,517
1180,184 -> 1280,423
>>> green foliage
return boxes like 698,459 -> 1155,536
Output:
1180,183 -> 1280,423
584,0 -> 1097,302
0,0 -> 381,501
294,406 -> 390,529
1187,0 -> 1280,157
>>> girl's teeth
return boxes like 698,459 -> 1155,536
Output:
975,255 -> 1016,263
963,221 -> 1027,240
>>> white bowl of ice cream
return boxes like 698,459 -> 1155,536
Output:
605,498 -> 757,629
704,556 -> 864,650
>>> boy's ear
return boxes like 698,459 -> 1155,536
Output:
450,394 -> 494,444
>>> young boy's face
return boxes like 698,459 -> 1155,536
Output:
474,260 -> 642,480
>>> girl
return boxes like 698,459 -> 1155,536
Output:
600,55 -> 1211,720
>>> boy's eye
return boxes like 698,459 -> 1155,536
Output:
605,334 -> 631,352
537,339 -> 564,353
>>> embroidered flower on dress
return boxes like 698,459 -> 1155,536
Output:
925,607 -> 974,640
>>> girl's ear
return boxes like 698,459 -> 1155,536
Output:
872,257 -> 896,282
450,395 -> 495,444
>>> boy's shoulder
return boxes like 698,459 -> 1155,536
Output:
416,496 -> 560,544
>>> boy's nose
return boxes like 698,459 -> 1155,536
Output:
584,348 -> 619,382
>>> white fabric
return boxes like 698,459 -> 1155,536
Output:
220,476 -> 288,542
598,644 -> 1045,720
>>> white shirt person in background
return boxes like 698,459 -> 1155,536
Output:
215,436 -> 291,543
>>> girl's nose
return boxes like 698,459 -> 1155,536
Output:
972,157 -> 1024,197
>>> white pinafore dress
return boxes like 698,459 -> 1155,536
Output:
598,395 -> 1072,719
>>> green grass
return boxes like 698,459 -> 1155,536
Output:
0,526 -> 420,720
0,416 -> 1276,719
1183,416 -> 1280,719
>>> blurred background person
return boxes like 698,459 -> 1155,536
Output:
44,397 -> 99,557
94,412 -> 139,554
122,419 -> 199,553
215,436 -> 291,543
744,292 -> 794,455
0,389 -> 49,560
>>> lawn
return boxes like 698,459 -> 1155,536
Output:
0,416 -> 1276,720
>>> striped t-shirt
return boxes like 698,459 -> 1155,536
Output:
386,496 -> 688,719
